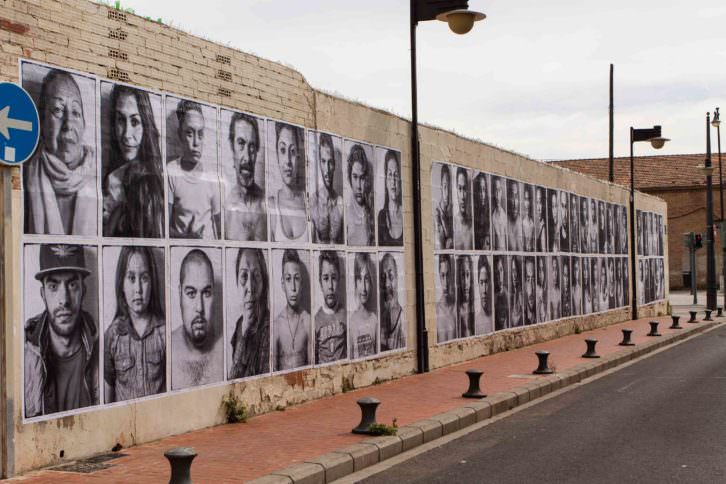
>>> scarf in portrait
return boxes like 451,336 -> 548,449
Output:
26,147 -> 97,235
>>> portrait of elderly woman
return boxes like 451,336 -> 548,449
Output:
104,246 -> 166,403
345,141 -> 375,246
23,64 -> 97,236
228,248 -> 270,379
268,121 -> 308,242
377,148 -> 404,246
102,83 -> 165,238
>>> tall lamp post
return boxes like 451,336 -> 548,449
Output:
702,113 -> 717,310
410,0 -> 484,373
712,108 -> 724,309
630,125 -> 669,321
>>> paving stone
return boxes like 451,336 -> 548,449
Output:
361,436 -> 402,461
396,425 -> 424,451
305,451 -> 353,483
332,444 -> 379,472
430,411 -> 460,435
462,400 -> 492,422
408,419 -> 443,443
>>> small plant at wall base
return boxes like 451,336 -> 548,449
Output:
222,392 -> 248,424
368,418 -> 398,436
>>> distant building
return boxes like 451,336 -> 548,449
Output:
552,153 -> 724,289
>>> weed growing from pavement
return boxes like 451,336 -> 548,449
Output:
368,418 -> 398,436
222,392 -> 248,424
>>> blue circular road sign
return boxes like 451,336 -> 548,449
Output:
0,82 -> 40,166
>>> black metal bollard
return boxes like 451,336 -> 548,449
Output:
718,307 -> 723,318
688,311 -> 698,323
619,329 -> 635,346
647,321 -> 661,336
704,309 -> 713,321
165,447 -> 196,484
533,351 -> 554,374
670,315 -> 682,329
352,397 -> 381,434
462,369 -> 486,398
581,339 -> 600,358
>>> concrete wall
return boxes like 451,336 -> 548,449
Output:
0,0 -> 669,476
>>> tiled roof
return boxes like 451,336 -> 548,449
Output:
550,153 -> 722,190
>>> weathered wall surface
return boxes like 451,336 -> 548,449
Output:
0,0 -> 668,476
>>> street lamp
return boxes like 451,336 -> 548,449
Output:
410,0 -> 485,373
630,125 -> 669,321
704,112 -> 717,310
712,108 -> 725,309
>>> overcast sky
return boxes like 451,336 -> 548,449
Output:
120,0 -> 726,161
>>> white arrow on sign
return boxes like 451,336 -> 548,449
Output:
0,105 -> 33,140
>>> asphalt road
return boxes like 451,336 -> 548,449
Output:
361,325 -> 726,484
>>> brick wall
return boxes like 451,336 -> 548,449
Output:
0,0 -> 669,476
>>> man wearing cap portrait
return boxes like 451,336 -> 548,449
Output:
24,244 -> 98,418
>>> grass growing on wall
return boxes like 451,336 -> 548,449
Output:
94,0 -> 165,24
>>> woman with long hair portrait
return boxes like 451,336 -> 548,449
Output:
377,150 -> 403,246
269,121 -> 308,242
104,246 -> 166,403
103,85 -> 164,238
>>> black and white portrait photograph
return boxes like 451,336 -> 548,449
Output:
436,254 -> 457,342
647,213 -> 654,256
536,256 -> 549,323
579,196 -> 589,255
347,252 -> 379,359
453,167 -> 473,250
523,256 -> 536,325
656,258 -> 665,300
622,257 -> 630,306
493,254 -> 509,330
308,130 -> 344,245
598,257 -> 609,311
473,172 -> 491,250
491,175 -> 508,251
582,256 -> 592,314
506,179 -> 522,252
170,246 -> 223,390
522,184 -> 535,252
22,62 -> 98,237
313,250 -> 347,363
559,191 -> 570,253
457,254 -> 474,337
560,255 -> 571,318
589,198 -> 599,253
657,215 -> 664,256
221,109 -> 267,241
102,245 -> 165,403
548,255 -> 561,320
535,186 -> 548,252
607,257 -> 616,309
225,247 -> 271,380
606,203 -> 615,255
101,81 -> 165,238
376,148 -> 404,247
571,256 -> 582,316
547,188 -> 560,253
432,162 -> 453,250
344,140 -> 375,246
618,205 -> 628,255
379,251 -> 406,352
509,255 -> 524,327
271,248 -> 311,371
615,257 -> 624,307
636,210 -> 643,256
598,201 -> 607,254
24,244 -> 99,418
591,257 -> 601,313
268,120 -> 308,243
569,193 -> 580,253
475,254 -> 493,335
166,97 -> 221,240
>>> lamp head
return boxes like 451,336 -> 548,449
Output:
436,9 -> 486,35
649,137 -> 669,149
713,107 -> 721,128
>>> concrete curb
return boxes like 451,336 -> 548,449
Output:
248,321 -> 719,484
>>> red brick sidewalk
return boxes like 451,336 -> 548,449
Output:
14,315 -> 700,483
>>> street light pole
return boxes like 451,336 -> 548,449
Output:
712,108 -> 724,309
409,0 -> 484,373
705,112 -> 717,310
629,125 -> 669,321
